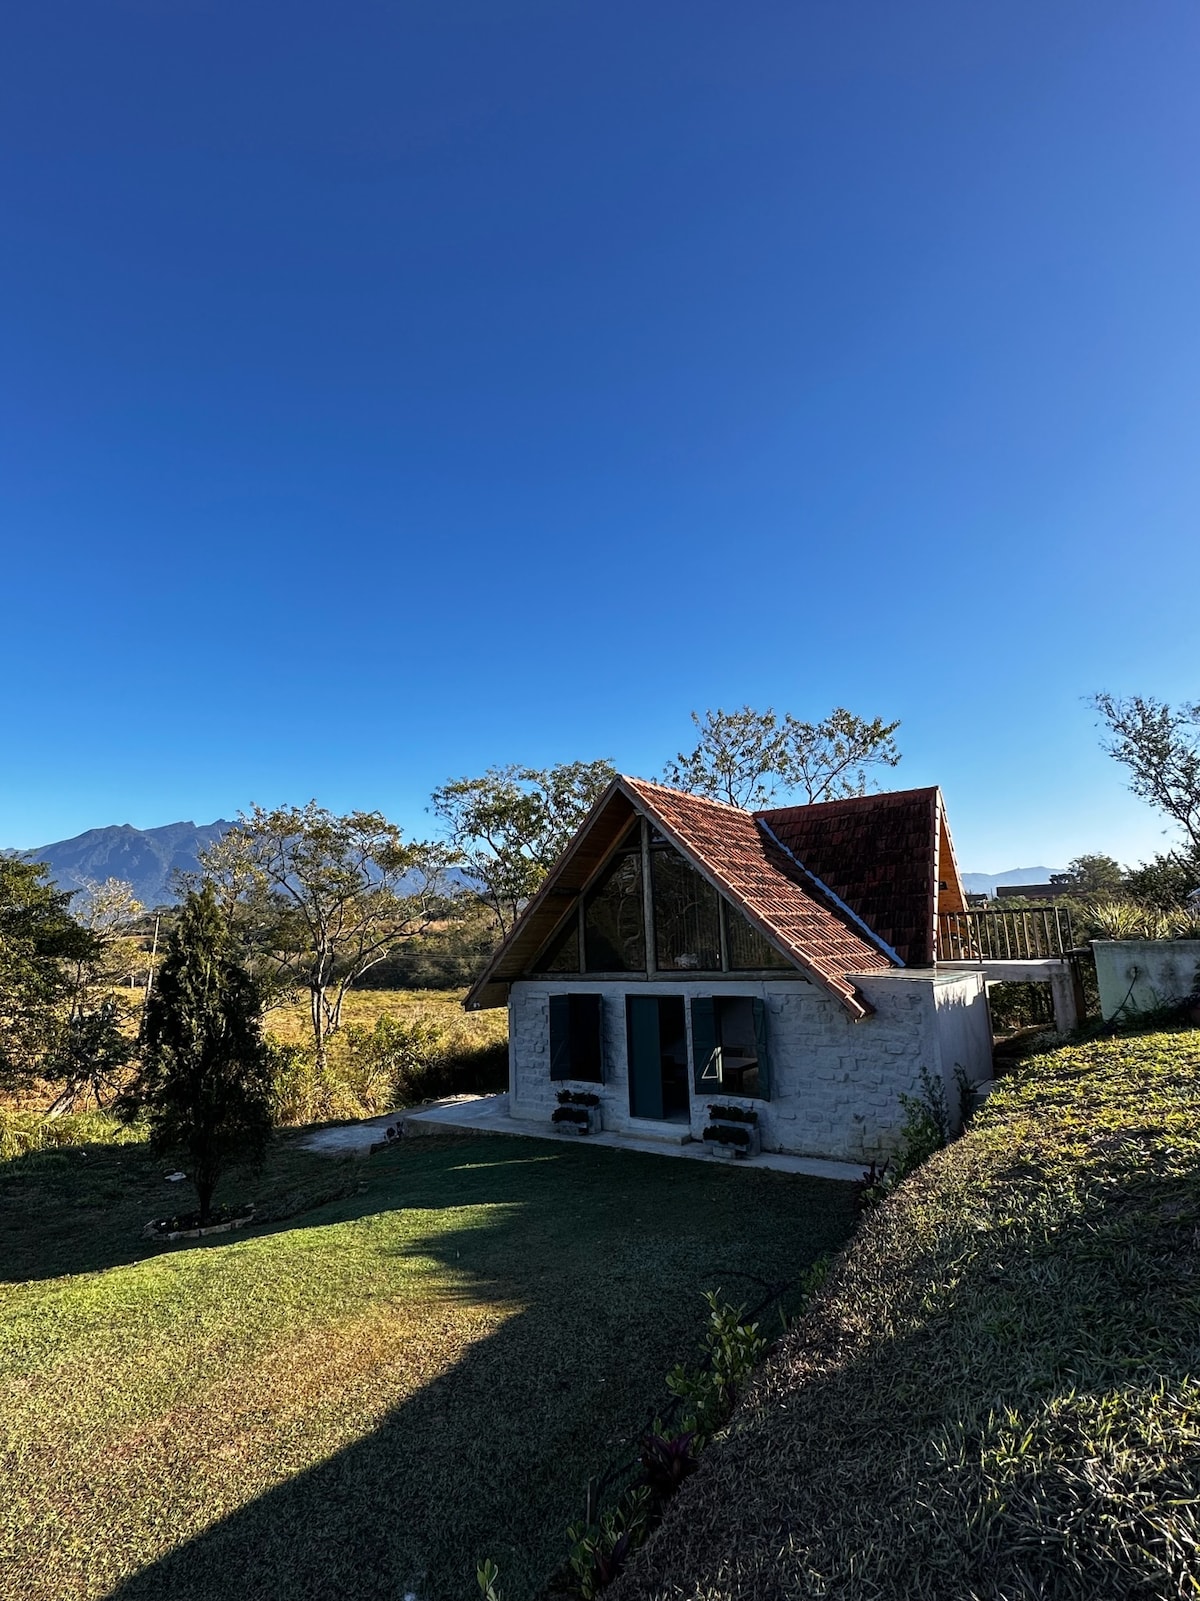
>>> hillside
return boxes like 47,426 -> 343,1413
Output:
13,820 -> 233,907
960,865 -> 1065,896
614,1026 -> 1200,1601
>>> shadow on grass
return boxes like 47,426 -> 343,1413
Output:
7,1135 -> 857,1601
2,1129 -> 545,1286
612,1140 -> 1200,1601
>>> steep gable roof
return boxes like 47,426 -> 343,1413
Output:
757,787 -> 958,967
464,776 -> 906,1018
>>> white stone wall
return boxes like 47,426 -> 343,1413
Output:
506,969 -> 991,1163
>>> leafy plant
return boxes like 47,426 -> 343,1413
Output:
856,1157 -> 891,1209
893,1067 -> 950,1184
565,1488 -> 652,1599
476,1557 -> 504,1601
706,1102 -> 757,1123
665,1291 -> 766,1442
556,1089 -> 600,1107
639,1429 -> 699,1502
702,1123 -> 751,1147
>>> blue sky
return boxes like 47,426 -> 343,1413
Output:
2,1 -> 1197,871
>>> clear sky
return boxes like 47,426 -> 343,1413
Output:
2,1 -> 1197,871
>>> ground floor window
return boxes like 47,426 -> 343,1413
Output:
690,995 -> 770,1099
549,994 -> 604,1083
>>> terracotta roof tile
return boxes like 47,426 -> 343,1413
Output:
623,778 -> 892,1018
466,777 -> 953,1017
758,788 -> 941,966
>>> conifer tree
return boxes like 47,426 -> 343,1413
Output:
130,883 -> 273,1224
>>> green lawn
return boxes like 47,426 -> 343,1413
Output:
0,1129 -> 855,1601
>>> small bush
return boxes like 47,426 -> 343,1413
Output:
702,1123 -> 751,1147
706,1103 -> 757,1123
892,1067 -> 949,1182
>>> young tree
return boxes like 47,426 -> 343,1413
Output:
431,760 -> 616,937
200,803 -> 453,1072
1122,849 -> 1200,910
662,706 -> 901,809
129,883 -> 272,1224
1058,853 -> 1127,897
0,859 -> 98,1090
1092,693 -> 1200,854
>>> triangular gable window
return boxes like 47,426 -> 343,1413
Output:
651,838 -> 721,971
724,902 -> 793,970
534,910 -> 580,973
526,820 -> 796,977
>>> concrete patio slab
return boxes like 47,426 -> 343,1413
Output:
401,1093 -> 864,1182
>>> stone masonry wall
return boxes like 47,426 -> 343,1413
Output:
507,971 -> 988,1163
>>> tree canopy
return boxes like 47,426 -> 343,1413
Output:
1092,692 -> 1200,855
200,803 -> 453,1069
662,705 -> 901,809
0,859 -> 98,1089
431,760 -> 616,937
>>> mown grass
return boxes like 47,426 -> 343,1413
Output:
614,1025 -> 1200,1601
0,1129 -> 856,1601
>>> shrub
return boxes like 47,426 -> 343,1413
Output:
892,1067 -> 950,1182
706,1103 -> 757,1123
702,1123 -> 751,1147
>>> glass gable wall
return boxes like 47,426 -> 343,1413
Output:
528,819 -> 797,975
651,843 -> 721,971
582,845 -> 645,972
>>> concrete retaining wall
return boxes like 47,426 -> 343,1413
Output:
1093,939 -> 1200,1020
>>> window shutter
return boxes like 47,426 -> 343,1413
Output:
549,994 -> 572,1080
690,997 -> 718,1093
752,997 -> 771,1100
569,994 -> 604,1084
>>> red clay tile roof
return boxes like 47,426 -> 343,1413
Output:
758,787 -> 944,967
622,778 -> 891,1017
465,776 -> 943,1017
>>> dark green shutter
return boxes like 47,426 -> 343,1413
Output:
626,996 -> 664,1120
752,998 -> 770,1100
690,997 -> 718,1094
549,994 -> 572,1080
570,995 -> 604,1083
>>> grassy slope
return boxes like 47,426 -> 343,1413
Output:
615,1027 -> 1200,1601
0,1132 -> 855,1601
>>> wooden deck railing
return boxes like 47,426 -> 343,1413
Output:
937,905 -> 1076,962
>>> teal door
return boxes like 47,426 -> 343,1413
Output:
626,996 -> 664,1120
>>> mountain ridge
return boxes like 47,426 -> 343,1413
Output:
13,820 -> 234,908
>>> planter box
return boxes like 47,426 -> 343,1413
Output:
142,1211 -> 255,1242
704,1140 -> 739,1161
553,1106 -> 602,1136
1093,939 -> 1200,1022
